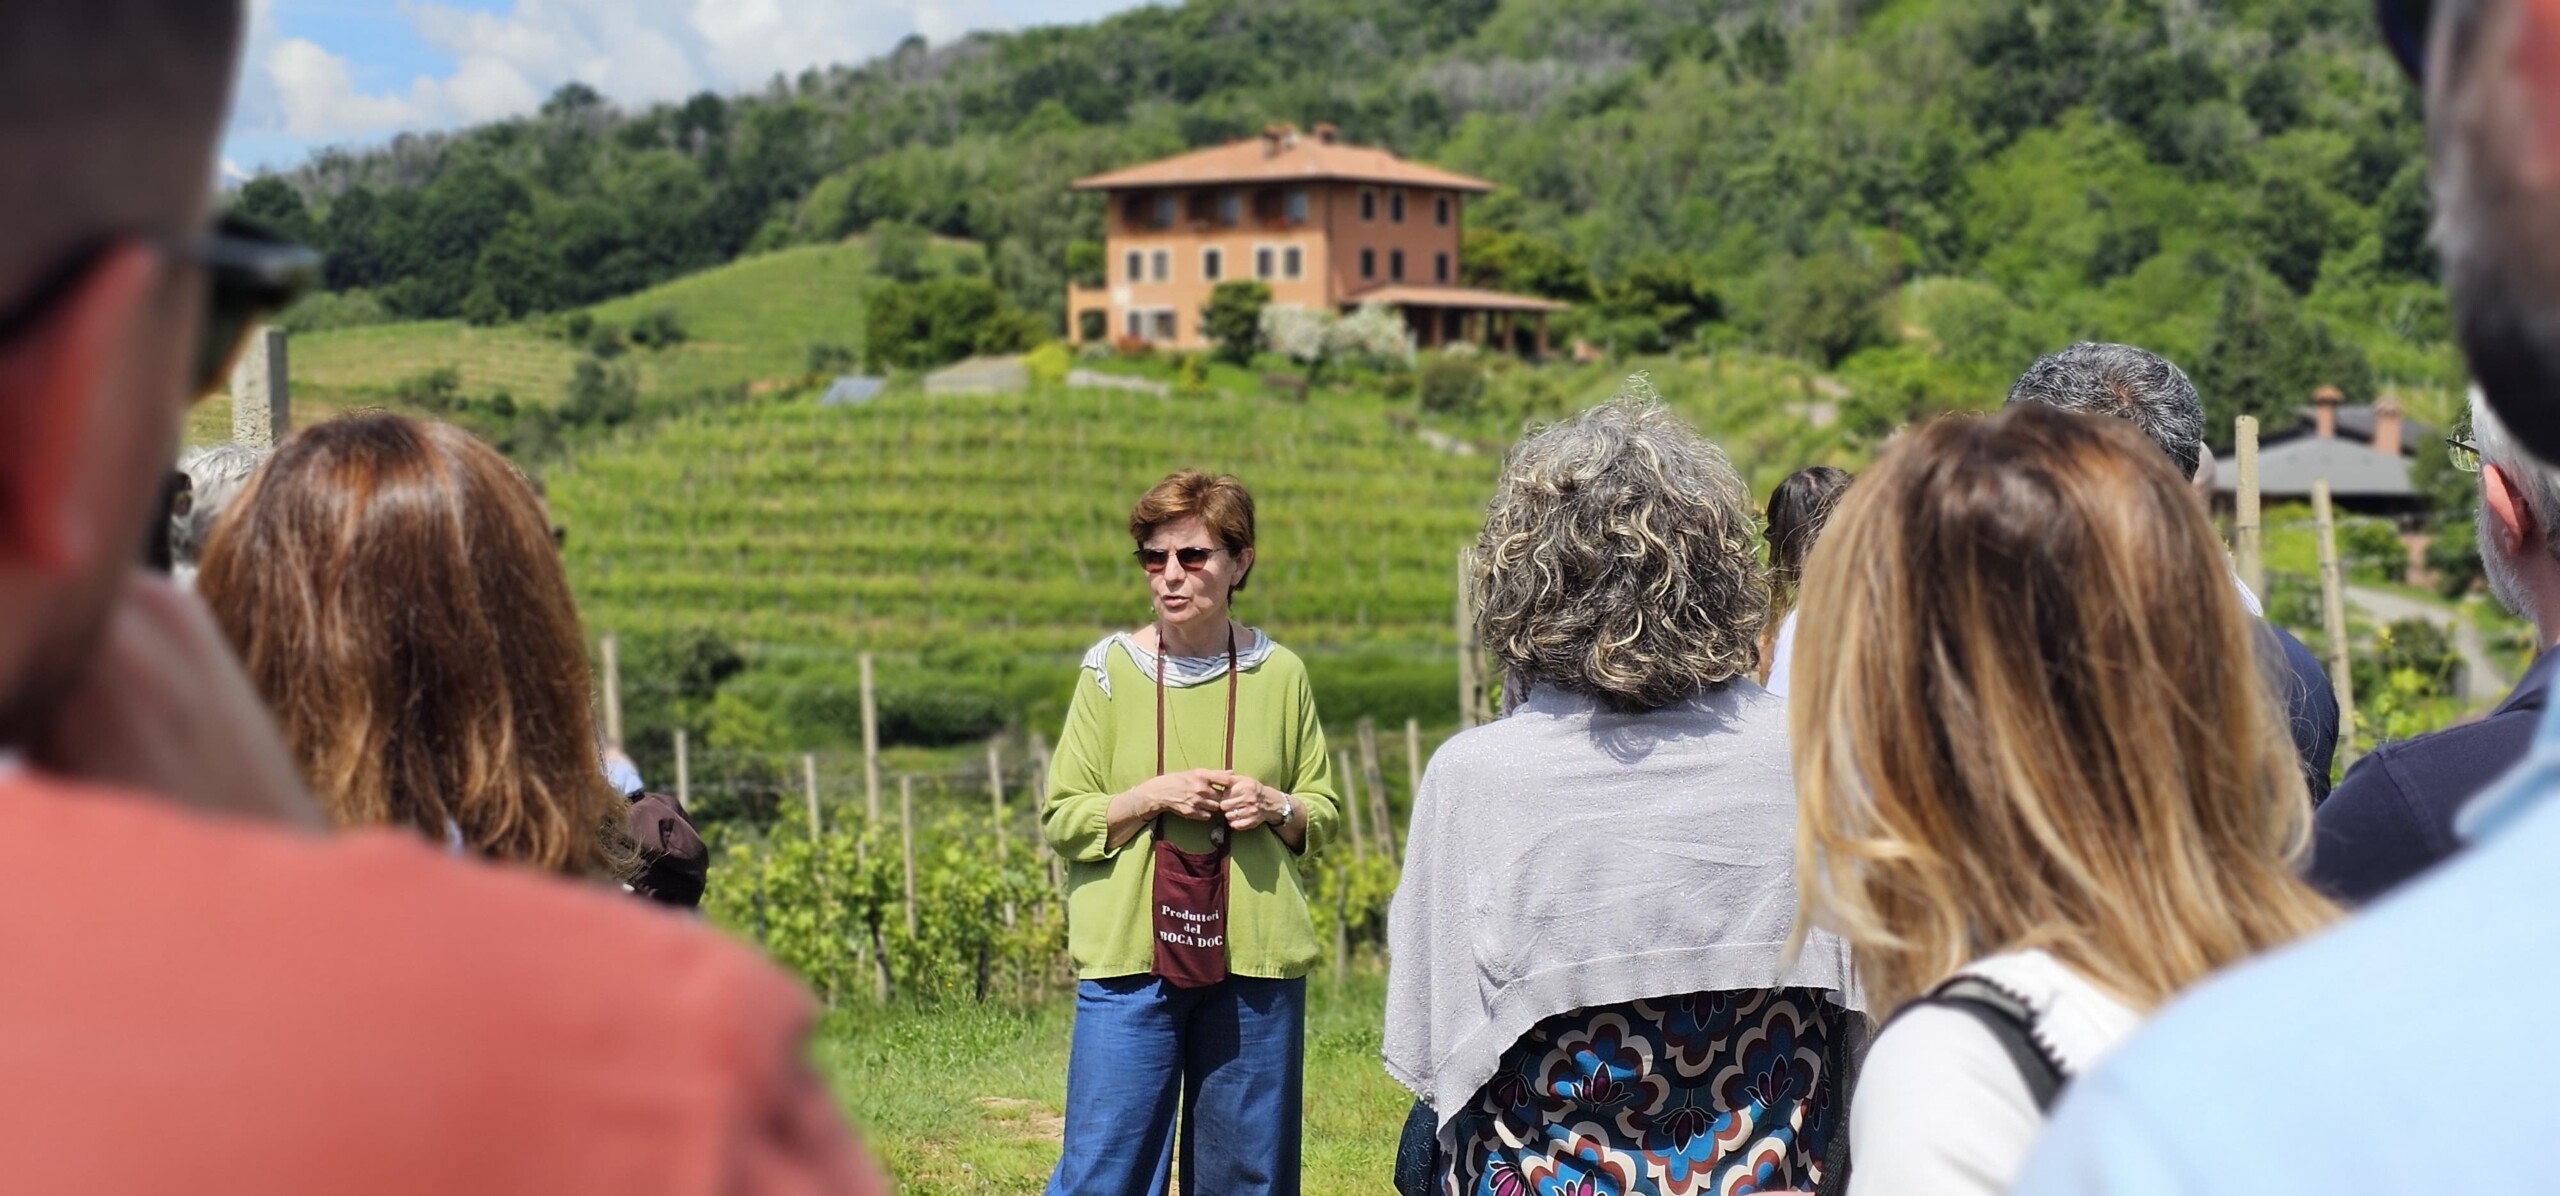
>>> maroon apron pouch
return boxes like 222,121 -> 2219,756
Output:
1150,830 -> 1231,988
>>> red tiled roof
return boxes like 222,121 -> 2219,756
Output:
1344,283 -> 1569,312
1072,131 -> 1495,193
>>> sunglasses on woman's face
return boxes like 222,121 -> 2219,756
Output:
1136,546 -> 1218,574
0,213 -> 323,400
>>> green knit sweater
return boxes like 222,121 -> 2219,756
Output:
1042,636 -> 1340,980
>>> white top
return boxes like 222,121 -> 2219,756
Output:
1766,609 -> 1801,697
1848,949 -> 2143,1196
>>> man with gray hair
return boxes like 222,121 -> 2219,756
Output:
2005,342 -> 2341,802
2310,390 -> 2560,902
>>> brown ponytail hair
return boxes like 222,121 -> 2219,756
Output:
199,412 -> 633,879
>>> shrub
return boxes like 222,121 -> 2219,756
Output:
629,307 -> 689,350
587,323 -> 626,359
869,220 -> 931,282
563,356 -> 638,427
808,342 -> 858,374
1417,352 -> 1486,412
1024,340 -> 1073,386
393,366 -> 463,412
864,276 -> 1041,372
1766,249 -> 1889,367
1200,280 -> 1273,365
1176,352 -> 1213,397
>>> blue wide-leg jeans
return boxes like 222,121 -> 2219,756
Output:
1046,973 -> 1307,1196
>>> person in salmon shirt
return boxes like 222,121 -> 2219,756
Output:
0,3 -> 886,1192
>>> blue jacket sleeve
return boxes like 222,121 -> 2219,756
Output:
2307,747 -> 2443,905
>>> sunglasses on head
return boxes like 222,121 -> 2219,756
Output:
0,212 -> 323,400
1135,546 -> 1219,573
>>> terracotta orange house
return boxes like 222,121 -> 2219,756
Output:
1066,123 -> 1566,355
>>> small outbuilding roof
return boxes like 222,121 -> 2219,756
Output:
2212,436 -> 2415,499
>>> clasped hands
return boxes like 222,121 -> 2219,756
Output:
1136,768 -> 1285,831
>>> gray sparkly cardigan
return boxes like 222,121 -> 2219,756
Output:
1382,680 -> 1861,1132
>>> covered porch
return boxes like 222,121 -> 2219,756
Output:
1342,284 -> 1568,358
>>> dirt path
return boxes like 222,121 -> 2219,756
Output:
2345,584 -> 2508,703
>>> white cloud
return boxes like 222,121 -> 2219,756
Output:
230,0 -> 1154,163
267,37 -> 426,138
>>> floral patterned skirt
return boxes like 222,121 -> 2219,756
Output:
1444,988 -> 1838,1196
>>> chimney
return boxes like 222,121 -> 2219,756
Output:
1261,122 -> 1297,157
1312,121 -> 1338,144
2312,385 -> 2342,439
2373,393 -> 2405,457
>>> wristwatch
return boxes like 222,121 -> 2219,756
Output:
1270,795 -> 1295,828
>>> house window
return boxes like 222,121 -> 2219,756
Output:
1283,246 -> 1303,279
1151,250 -> 1170,282
1219,191 -> 1242,225
1204,247 -> 1223,282
1390,249 -> 1405,281
1389,189 -> 1406,223
1255,247 -> 1275,280
1126,310 -> 1144,337
1360,188 -> 1377,221
1122,194 -> 1147,227
1151,194 -> 1176,228
1285,188 -> 1308,224
1125,251 -> 1144,283
1360,248 -> 1376,279
1435,251 -> 1450,282
1435,194 -> 1451,226
1151,310 -> 1177,341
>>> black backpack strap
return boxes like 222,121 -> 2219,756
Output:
1910,976 -> 2068,1113
1812,1005 -> 1870,1196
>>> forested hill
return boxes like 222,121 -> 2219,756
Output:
230,0 -> 2448,433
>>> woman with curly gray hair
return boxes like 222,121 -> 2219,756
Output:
1384,385 -> 1861,1196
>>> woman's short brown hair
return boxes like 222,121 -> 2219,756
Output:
199,412 -> 633,880
1130,469 -> 1256,593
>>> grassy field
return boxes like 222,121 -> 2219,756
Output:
820,970 -> 1406,1193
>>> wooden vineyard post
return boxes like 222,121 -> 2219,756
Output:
1338,748 -> 1366,862
803,753 -> 822,839
229,325 -> 289,447
599,631 -> 623,747
989,740 -> 1015,929
1405,718 -> 1423,804
673,728 -> 690,807
988,742 -> 1008,862
2234,416 -> 2265,601
900,775 -> 919,939
1456,548 -> 1481,729
1032,731 -> 1061,904
1357,718 -> 1395,862
2313,481 -> 2359,761
860,653 -> 881,824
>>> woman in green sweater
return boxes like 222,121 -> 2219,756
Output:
1043,469 -> 1340,1196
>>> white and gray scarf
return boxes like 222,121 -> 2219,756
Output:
1081,626 -> 1275,696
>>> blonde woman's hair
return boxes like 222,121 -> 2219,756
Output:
1790,404 -> 2335,1016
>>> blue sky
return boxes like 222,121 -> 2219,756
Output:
224,0 -> 1153,177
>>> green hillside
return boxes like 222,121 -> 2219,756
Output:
190,236 -> 986,447
547,351 -> 1841,784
